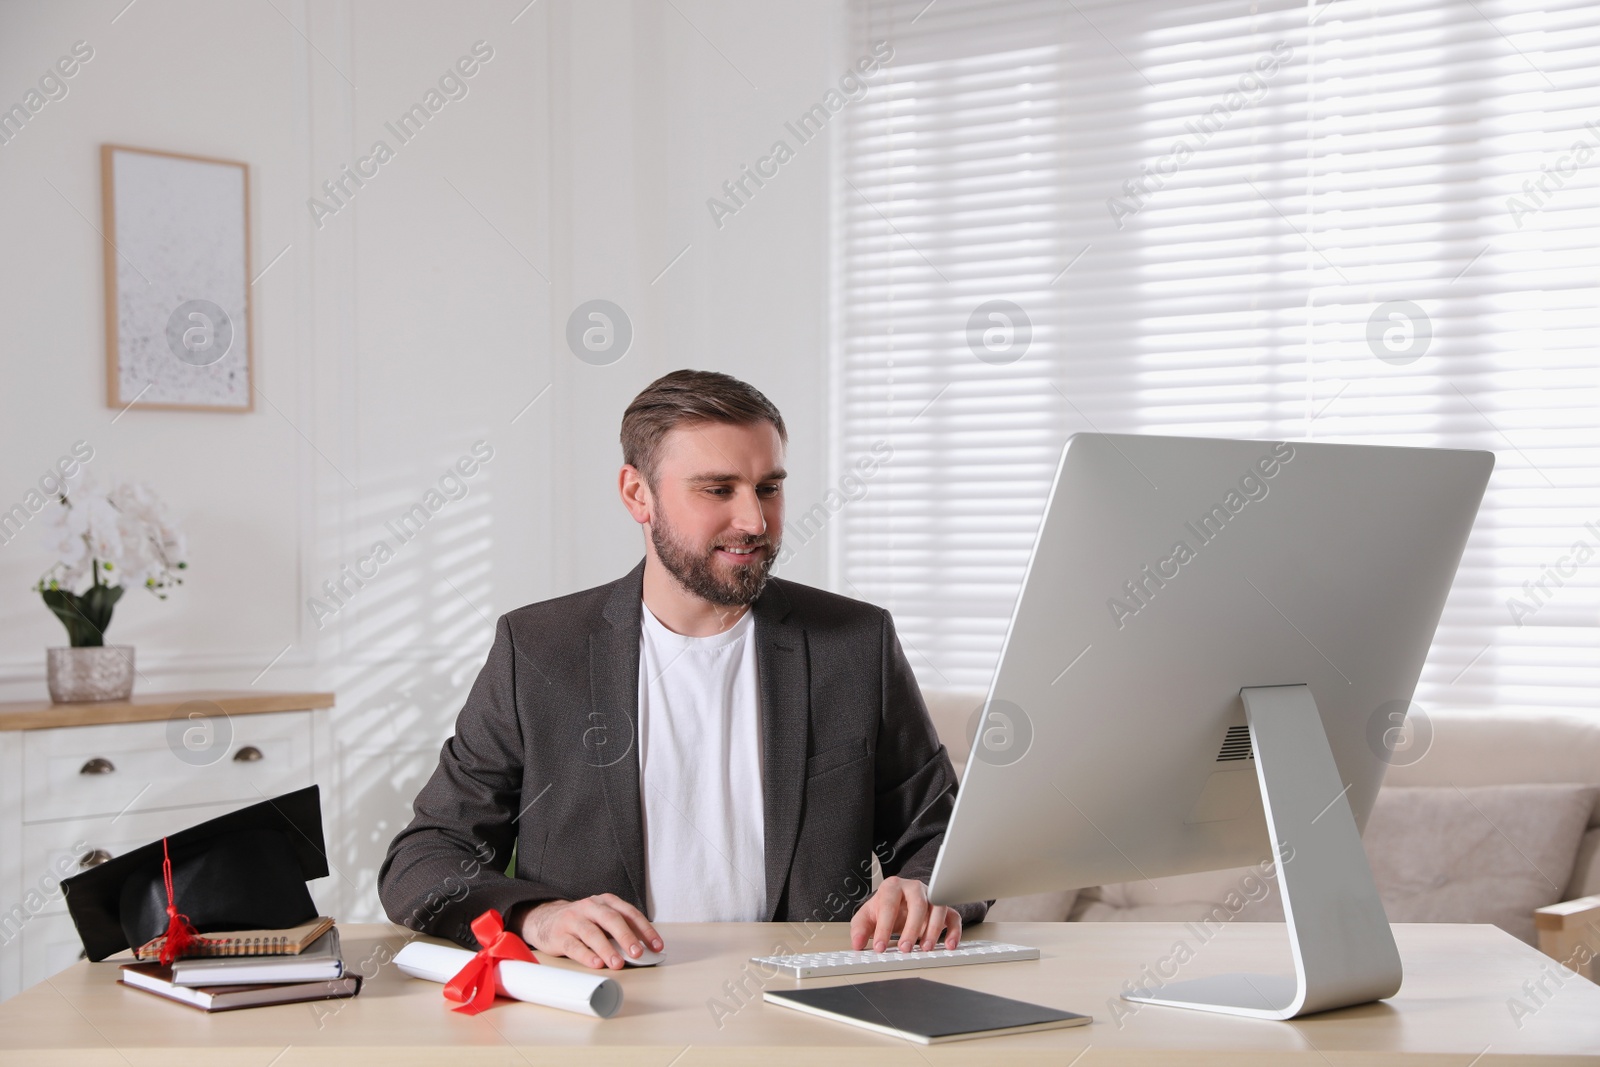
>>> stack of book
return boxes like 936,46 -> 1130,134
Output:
118,916 -> 362,1012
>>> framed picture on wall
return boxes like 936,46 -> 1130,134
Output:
101,144 -> 254,412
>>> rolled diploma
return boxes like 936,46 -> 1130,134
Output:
394,941 -> 623,1018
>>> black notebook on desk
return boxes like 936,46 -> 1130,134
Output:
764,977 -> 1091,1044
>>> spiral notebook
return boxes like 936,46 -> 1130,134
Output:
134,916 -> 335,961
172,929 -> 342,985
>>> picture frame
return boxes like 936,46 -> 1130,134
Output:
100,144 -> 254,412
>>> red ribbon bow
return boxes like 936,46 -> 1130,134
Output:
443,909 -> 537,1015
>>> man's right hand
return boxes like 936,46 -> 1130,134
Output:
512,894 -> 663,970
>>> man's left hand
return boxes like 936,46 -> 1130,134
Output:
850,875 -> 962,954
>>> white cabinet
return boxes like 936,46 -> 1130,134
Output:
0,692 -> 332,1002
22,713 -> 315,822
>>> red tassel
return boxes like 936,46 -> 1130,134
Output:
156,837 -> 204,965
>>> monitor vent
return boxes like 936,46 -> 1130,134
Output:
1216,725 -> 1254,762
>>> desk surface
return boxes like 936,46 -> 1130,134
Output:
2,921 -> 1597,1065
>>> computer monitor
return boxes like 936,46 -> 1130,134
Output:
927,433 -> 1493,1020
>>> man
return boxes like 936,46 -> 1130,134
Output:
379,369 -> 986,969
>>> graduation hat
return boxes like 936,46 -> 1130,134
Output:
62,785 -> 329,962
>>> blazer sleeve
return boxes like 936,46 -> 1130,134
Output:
377,615 -> 560,947
870,609 -> 991,927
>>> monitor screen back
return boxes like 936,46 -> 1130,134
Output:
928,433 -> 1493,905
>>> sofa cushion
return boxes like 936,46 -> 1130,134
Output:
987,889 -> 1080,922
1382,711 -> 1600,830
1058,784 -> 1594,943
1364,784 -> 1596,944
1068,863 -> 1284,923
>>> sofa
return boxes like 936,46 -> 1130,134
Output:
922,690 -> 1600,979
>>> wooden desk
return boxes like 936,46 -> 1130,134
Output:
2,921 -> 1597,1065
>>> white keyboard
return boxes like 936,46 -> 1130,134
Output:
749,939 -> 1039,979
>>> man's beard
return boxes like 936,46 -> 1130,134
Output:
650,502 -> 778,607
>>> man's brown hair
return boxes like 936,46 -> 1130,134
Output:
621,369 -> 787,489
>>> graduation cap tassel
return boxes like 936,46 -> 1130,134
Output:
156,837 -> 203,965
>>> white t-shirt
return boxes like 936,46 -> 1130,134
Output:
637,601 -> 767,921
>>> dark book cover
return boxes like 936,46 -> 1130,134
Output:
765,976 -> 1090,1044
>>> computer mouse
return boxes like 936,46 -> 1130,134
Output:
608,935 -> 664,967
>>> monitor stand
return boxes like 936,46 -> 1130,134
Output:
1121,683 -> 1403,1020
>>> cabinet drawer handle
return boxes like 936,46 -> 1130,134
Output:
78,848 -> 113,870
233,745 -> 264,763
79,757 -> 115,776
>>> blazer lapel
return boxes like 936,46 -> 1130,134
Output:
590,560 -> 648,909
755,581 -> 810,921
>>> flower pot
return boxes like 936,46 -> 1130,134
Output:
47,646 -> 136,703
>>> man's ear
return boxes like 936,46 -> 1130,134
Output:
619,464 -> 652,525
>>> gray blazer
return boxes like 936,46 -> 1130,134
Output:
378,558 -> 987,947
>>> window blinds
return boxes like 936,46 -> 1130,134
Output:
835,0 -> 1600,717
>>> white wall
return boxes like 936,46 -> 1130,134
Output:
0,0 -> 845,920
